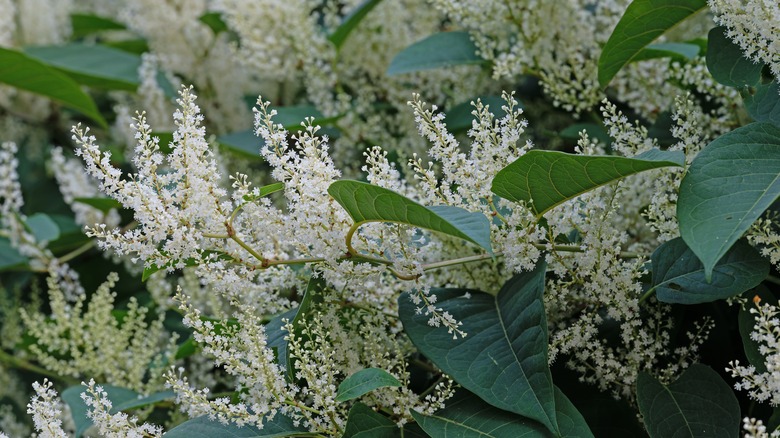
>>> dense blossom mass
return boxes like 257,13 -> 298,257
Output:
0,0 -> 778,436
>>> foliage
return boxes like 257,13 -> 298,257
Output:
1,0 -> 779,437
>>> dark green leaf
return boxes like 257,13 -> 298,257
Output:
25,43 -> 141,91
0,47 -> 106,127
634,42 -> 701,62
743,81 -> 780,127
266,307 -> 298,368
678,123 -> 780,279
62,384 -> 139,437
553,387 -> 595,438
217,129 -> 264,160
199,12 -> 228,34
387,32 -> 487,76
329,180 -> 492,253
598,0 -> 707,87
492,149 -> 684,217
175,336 -> 198,360
706,27 -> 763,88
637,364 -> 739,438
111,390 -> 175,412
335,368 -> 402,402
0,238 -> 27,271
163,414 -> 315,438
559,123 -> 612,146
399,263 -> 559,435
243,182 -> 285,202
410,390 -> 552,438
70,14 -> 126,39
342,403 -> 401,438
444,96 -> 509,133
26,213 -> 60,242
286,276 -> 326,380
103,38 -> 150,55
738,286 -> 776,374
328,0 -> 384,49
73,197 -> 123,213
651,238 -> 768,304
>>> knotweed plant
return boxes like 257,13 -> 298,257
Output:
1,0 -> 780,437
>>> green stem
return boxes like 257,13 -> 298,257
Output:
0,349 -> 79,386
638,286 -> 657,304
57,240 -> 95,263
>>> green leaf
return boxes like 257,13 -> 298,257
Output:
328,0 -> 384,50
217,129 -> 264,160
492,149 -> 684,217
199,12 -> 228,34
70,14 -> 126,39
738,286 -> 776,374
743,81 -> 780,127
637,364 -> 739,438
444,95 -> 509,133
559,123 -> 612,146
174,336 -> 198,360
266,307 -> 299,368
335,368 -> 402,402
706,27 -> 764,88
111,390 -> 175,412
0,47 -> 106,127
25,43 -> 141,91
598,0 -> 707,87
329,180 -> 492,253
0,238 -> 27,271
399,263 -> 559,435
62,384 -> 139,437
163,414 -> 315,438
634,42 -> 701,62
273,105 -> 330,129
553,387 -> 595,438
342,403 -> 402,438
73,197 -> 123,213
387,32 -> 487,76
243,182 -> 285,202
286,276 -> 326,380
410,390 -> 552,438
25,213 -> 60,242
650,238 -> 768,304
104,38 -> 150,56
678,123 -> 780,279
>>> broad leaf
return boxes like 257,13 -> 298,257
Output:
678,123 -> 780,279
111,390 -> 175,412
0,238 -> 27,271
217,129 -> 265,159
329,180 -> 492,253
560,123 -> 612,147
387,32 -> 487,76
70,13 -> 126,38
399,263 -> 559,435
650,238 -> 768,304
492,149 -> 684,217
706,27 -> 763,88
25,43 -> 141,91
335,368 -> 402,402
743,81 -> 780,127
0,47 -> 106,127
26,213 -> 60,242
73,197 -> 123,213
163,414 -> 315,438
444,95 -> 509,133
62,384 -> 139,437
553,387 -> 595,438
634,42 -> 700,62
410,390 -> 551,438
598,0 -> 707,87
342,403 -> 429,438
328,0 -> 384,50
637,364 -> 739,438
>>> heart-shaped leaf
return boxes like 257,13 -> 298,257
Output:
329,180 -> 492,253
598,0 -> 707,87
637,364 -> 739,438
706,27 -> 764,88
335,368 -> 402,402
650,237 -> 768,304
492,149 -> 684,217
399,262 -> 558,435
678,123 -> 780,279
387,32 -> 487,76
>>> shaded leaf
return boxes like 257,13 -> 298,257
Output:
25,43 -> 141,91
742,81 -> 780,127
26,213 -> 60,242
70,14 -> 126,38
342,403 -> 401,438
111,390 -> 175,412
492,149 -> 684,217
199,12 -> 228,34
286,276 -> 326,380
678,123 -> 780,279
598,0 -> 707,87
559,123 -> 612,146
0,238 -> 27,271
163,414 -> 315,438
399,263 -> 559,435
387,32 -> 487,76
706,27 -> 763,88
329,180 -> 492,253
217,129 -> 264,160
328,0 -> 384,49
142,250 -> 232,281
637,364 -> 739,438
0,47 -> 106,127
335,368 -> 402,402
634,42 -> 700,62
243,182 -> 285,202
553,387 -> 595,438
651,238 -> 768,304
266,307 -> 299,369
